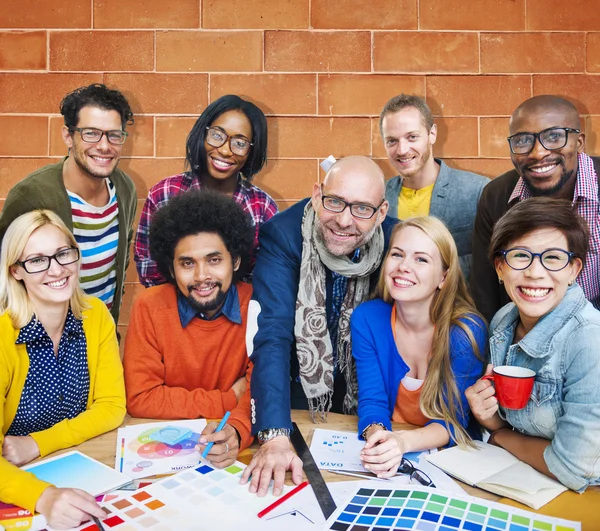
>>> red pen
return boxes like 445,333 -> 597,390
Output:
257,481 -> 310,518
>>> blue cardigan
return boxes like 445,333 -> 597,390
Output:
350,299 -> 487,440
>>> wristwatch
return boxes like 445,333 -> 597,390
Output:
257,428 -> 291,445
361,422 -> 386,440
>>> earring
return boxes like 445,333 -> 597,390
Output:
569,279 -> 575,286
498,278 -> 503,285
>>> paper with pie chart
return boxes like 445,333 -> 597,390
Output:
115,419 -> 207,479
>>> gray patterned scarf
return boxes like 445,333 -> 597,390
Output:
294,202 -> 385,422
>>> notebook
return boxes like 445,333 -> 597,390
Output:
426,441 -> 567,509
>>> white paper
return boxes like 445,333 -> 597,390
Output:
114,419 -> 207,479
310,428 -> 435,473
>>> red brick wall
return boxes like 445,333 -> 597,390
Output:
1,0 -> 600,342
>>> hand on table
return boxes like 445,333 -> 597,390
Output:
196,423 -> 239,468
35,487 -> 105,530
240,436 -> 303,497
360,429 -> 408,478
2,435 -> 40,466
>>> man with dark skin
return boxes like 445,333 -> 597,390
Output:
471,95 -> 600,321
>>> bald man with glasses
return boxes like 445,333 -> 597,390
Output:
471,95 -> 600,322
241,156 -> 397,498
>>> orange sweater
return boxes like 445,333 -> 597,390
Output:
123,282 -> 253,449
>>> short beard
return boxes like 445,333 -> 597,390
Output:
395,142 -> 432,180
185,283 -> 227,315
523,167 -> 574,197
314,217 -> 377,258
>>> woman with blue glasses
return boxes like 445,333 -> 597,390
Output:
466,197 -> 600,491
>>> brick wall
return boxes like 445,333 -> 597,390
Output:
1,0 -> 600,343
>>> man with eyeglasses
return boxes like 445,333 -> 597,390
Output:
472,95 -> 600,321
240,156 -> 396,497
0,84 -> 136,325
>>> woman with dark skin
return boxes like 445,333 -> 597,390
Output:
134,95 -> 277,287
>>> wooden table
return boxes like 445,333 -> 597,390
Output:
57,411 -> 598,529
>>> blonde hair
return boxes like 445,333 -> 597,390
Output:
375,217 -> 485,447
0,210 -> 88,329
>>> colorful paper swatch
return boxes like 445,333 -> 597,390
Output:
71,459 -> 292,531
324,485 -> 581,531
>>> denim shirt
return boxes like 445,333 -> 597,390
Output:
489,284 -> 600,492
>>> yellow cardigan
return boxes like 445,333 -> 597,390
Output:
0,296 -> 126,513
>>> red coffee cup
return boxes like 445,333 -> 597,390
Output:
481,366 -> 535,410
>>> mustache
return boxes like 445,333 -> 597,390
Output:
522,156 -> 563,169
187,281 -> 222,291
324,222 -> 361,236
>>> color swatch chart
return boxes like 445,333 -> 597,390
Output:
324,485 -> 580,531
72,459 -> 292,531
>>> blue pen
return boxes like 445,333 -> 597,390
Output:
201,411 -> 231,459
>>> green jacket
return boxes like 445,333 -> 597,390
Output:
0,158 -> 137,324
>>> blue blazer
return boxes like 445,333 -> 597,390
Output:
350,298 -> 487,441
248,198 -> 397,434
385,159 -> 489,283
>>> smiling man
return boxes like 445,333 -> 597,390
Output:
380,94 -> 489,282
240,156 -> 396,497
124,190 -> 255,468
0,84 -> 136,324
471,95 -> 600,321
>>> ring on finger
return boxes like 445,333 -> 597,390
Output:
224,442 -> 229,453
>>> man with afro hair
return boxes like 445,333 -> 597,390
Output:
124,189 -> 255,468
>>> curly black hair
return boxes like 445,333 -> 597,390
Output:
185,95 -> 267,181
149,190 -> 254,284
60,84 -> 134,129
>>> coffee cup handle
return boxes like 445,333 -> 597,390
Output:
481,374 -> 495,382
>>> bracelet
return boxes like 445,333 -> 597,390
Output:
361,422 -> 386,440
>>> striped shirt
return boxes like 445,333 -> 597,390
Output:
68,182 -> 119,308
508,152 -> 600,309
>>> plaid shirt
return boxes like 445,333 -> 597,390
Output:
508,152 -> 600,309
134,172 -> 278,287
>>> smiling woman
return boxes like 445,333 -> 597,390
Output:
134,95 -> 278,288
466,197 -> 600,493
0,210 -> 125,530
350,216 -> 486,479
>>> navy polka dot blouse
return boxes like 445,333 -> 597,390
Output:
7,310 -> 90,437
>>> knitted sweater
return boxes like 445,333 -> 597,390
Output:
123,282 -> 253,449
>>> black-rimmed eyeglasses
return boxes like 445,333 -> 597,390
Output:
16,247 -> 80,274
70,127 -> 128,145
320,186 -> 384,220
398,458 -> 436,487
507,127 -> 580,155
205,127 -> 253,156
499,247 -> 575,272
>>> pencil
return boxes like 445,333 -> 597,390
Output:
92,516 -> 106,530
201,411 -> 231,459
257,481 -> 309,518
